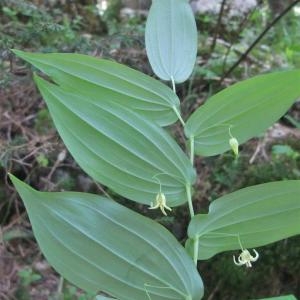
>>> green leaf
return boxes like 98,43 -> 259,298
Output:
254,296 -> 297,300
33,75 -> 195,207
187,181 -> 300,260
185,70 -> 300,156
10,175 -> 204,300
145,0 -> 197,83
12,50 -> 180,127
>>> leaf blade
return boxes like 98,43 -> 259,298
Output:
10,175 -> 204,300
185,70 -> 300,156
188,181 -> 300,259
145,0 -> 197,83
33,75 -> 195,207
12,50 -> 180,126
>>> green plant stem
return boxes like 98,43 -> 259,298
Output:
172,106 -> 186,127
190,135 -> 194,165
171,76 -> 186,127
187,135 -> 199,265
173,76 -> 198,265
186,183 -> 199,266
57,276 -> 64,296
193,237 -> 199,265
185,184 -> 194,218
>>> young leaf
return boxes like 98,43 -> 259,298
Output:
185,70 -> 300,156
10,175 -> 204,300
33,75 -> 195,207
187,181 -> 300,260
145,0 -> 197,83
12,50 -> 180,126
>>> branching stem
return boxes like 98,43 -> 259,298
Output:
172,76 -> 198,266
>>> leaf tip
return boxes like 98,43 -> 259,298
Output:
8,173 -> 37,196
10,49 -> 27,59
8,173 -> 19,186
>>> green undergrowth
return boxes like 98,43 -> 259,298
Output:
195,138 -> 300,299
199,235 -> 300,300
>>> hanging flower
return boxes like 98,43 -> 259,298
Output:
149,192 -> 172,216
229,137 -> 239,157
233,249 -> 259,267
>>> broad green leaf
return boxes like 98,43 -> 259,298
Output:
255,296 -> 297,300
145,0 -> 197,83
10,175 -> 204,300
96,297 -> 116,300
187,181 -> 300,260
185,70 -> 300,156
12,50 -> 180,126
33,75 -> 195,207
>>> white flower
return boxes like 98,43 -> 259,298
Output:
233,249 -> 259,267
149,192 -> 172,216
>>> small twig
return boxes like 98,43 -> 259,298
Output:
0,292 -> 10,300
46,150 -> 67,182
2,212 -> 27,232
249,137 -> 268,164
10,159 -> 32,167
249,142 -> 261,164
94,181 -> 114,200
0,226 -> 4,247
209,0 -> 227,58
220,0 -> 300,83
207,280 -> 222,300
222,5 -> 259,73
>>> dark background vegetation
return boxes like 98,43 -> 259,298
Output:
0,0 -> 300,299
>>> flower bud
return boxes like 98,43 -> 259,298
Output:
229,137 -> 239,157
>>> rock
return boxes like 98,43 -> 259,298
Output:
190,0 -> 257,15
